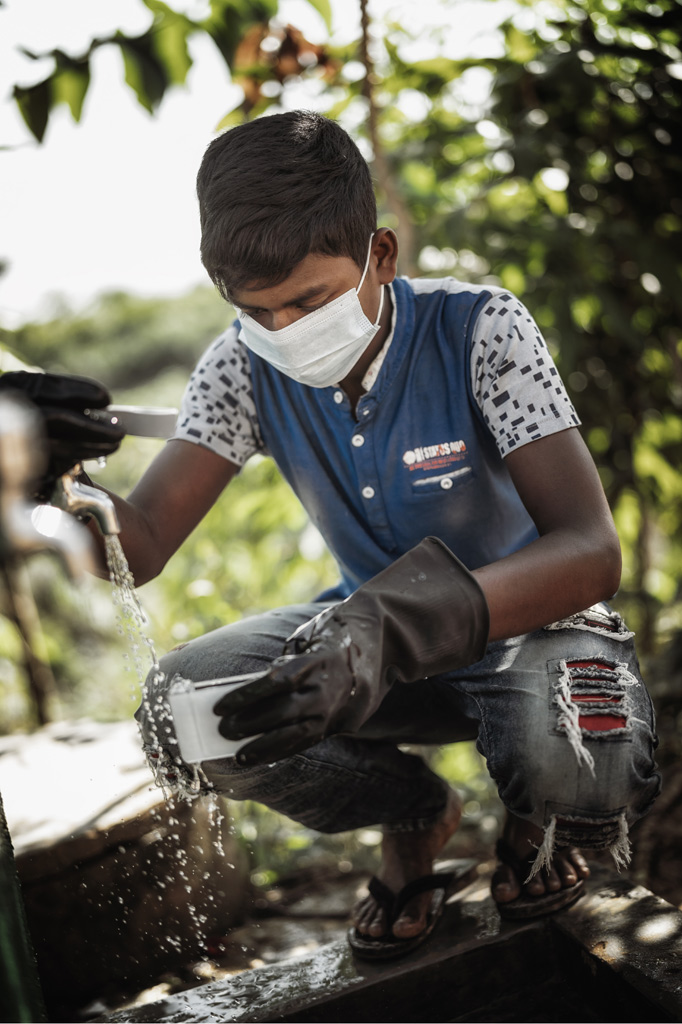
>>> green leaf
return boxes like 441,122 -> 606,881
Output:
52,61 -> 90,122
144,0 -> 194,85
202,0 -> 277,67
302,0 -> 332,32
117,33 -> 169,113
153,20 -> 193,86
13,78 -> 51,142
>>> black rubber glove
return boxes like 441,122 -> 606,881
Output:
0,371 -> 125,499
214,536 -> 490,765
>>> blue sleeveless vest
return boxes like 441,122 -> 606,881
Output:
245,277 -> 538,600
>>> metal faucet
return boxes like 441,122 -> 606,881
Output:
53,465 -> 121,536
0,393 -> 97,578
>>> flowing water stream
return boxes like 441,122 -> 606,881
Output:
104,534 -> 159,686
104,535 -> 207,793
102,534 -> 228,962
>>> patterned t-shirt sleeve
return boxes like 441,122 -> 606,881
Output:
172,325 -> 264,466
470,292 -> 580,458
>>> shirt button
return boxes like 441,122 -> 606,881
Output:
352,434 -> 365,447
362,486 -> 375,499
440,477 -> 453,490
333,391 -> 344,404
362,408 -> 370,416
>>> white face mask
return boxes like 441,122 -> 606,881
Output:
236,236 -> 385,389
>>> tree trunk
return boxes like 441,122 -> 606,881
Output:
1,561 -> 57,726
358,0 -> 418,276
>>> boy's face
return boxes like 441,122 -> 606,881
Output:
231,252 -> 382,332
230,230 -> 397,391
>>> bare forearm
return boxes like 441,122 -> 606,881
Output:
474,526 -> 622,641
475,428 -> 623,640
84,440 -> 238,585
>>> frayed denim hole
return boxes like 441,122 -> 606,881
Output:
548,658 -> 636,774
528,809 -> 631,881
544,604 -> 635,641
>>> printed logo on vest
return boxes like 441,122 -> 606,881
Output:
402,440 -> 467,473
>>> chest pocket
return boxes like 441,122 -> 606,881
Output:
409,463 -> 475,497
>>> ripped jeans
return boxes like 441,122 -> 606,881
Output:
136,602 -> 661,871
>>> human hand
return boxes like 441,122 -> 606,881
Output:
213,608 -> 366,764
214,537 -> 490,767
0,371 -> 125,498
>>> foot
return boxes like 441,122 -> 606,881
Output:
491,812 -> 590,905
352,788 -> 462,941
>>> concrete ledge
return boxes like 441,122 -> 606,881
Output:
554,871 -> 682,1021
98,863 -> 682,1023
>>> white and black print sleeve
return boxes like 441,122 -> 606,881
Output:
172,326 -> 264,467
470,293 -> 580,458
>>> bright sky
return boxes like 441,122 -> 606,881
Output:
0,0 -> 516,328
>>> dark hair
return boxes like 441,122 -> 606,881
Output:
196,110 -> 377,300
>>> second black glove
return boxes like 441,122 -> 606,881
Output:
214,536 -> 490,765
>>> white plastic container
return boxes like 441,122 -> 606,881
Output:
168,673 -> 262,763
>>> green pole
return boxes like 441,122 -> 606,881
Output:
0,791 -> 47,1023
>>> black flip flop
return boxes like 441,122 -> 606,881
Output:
348,870 -> 454,961
493,837 -> 585,920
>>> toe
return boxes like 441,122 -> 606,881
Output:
351,895 -> 371,929
568,847 -> 590,879
367,906 -> 387,937
392,896 -> 428,939
353,896 -> 386,936
393,913 -> 424,939
491,863 -> 521,903
524,871 -> 546,896
556,857 -> 578,888
543,865 -> 563,893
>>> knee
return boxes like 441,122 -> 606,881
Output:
134,629 -> 257,766
483,620 -> 662,869
154,630 -> 248,683
548,654 -> 660,819
488,656 -> 660,822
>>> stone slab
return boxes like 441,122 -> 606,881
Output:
0,719 -> 158,877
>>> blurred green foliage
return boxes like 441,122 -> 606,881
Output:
1,287 -> 229,389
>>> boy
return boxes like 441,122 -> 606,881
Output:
11,110 -> 661,958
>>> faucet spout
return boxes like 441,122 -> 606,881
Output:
54,468 -> 120,536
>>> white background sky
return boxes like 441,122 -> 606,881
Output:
0,0 -> 515,328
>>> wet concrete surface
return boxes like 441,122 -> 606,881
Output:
95,862 -> 682,1023
0,721 -> 250,1020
